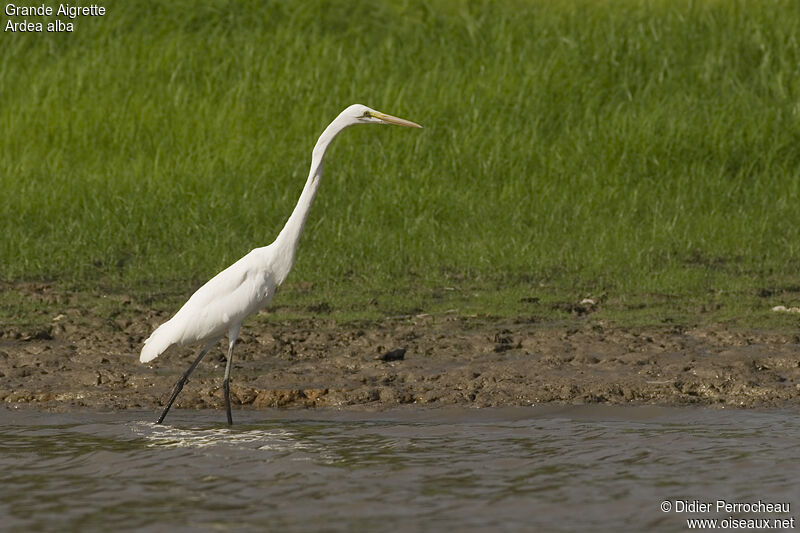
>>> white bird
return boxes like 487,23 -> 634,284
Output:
141,104 -> 422,425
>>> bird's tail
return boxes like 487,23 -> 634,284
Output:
140,321 -> 176,363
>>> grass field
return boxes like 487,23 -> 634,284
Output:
2,0 -> 800,327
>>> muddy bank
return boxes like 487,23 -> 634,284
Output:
2,300 -> 800,413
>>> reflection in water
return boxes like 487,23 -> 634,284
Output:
1,406 -> 798,532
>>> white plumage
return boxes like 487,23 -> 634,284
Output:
141,104 -> 421,424
140,247 -> 277,362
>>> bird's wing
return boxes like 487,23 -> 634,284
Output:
140,249 -> 276,362
174,250 -> 275,342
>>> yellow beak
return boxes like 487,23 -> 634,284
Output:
372,111 -> 423,128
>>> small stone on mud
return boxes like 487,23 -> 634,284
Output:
377,348 -> 406,362
23,329 -> 53,341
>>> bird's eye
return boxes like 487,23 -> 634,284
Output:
362,111 -> 371,118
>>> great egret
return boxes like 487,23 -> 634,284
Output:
140,104 -> 422,425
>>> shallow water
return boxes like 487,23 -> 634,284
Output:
1,405 -> 798,532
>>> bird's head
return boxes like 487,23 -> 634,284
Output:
345,104 -> 422,128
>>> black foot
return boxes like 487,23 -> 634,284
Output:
223,379 -> 233,426
156,378 -> 187,424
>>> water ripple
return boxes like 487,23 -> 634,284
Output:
0,406 -> 797,532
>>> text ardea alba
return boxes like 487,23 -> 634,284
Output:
140,104 -> 422,424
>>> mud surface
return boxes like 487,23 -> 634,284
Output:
2,290 -> 800,413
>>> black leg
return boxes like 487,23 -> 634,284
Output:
223,379 -> 233,426
222,339 -> 235,426
156,341 -> 215,424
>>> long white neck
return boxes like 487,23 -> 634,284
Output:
272,112 -> 353,282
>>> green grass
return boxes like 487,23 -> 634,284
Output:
2,0 -> 800,327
